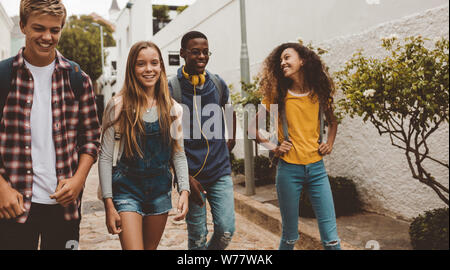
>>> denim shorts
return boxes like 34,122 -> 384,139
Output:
111,164 -> 172,216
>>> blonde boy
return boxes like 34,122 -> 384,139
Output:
0,0 -> 100,250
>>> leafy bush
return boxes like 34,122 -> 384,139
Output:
409,208 -> 449,250
230,153 -> 245,175
299,176 -> 362,218
254,155 -> 276,184
230,77 -> 263,107
230,154 -> 276,186
336,36 -> 449,205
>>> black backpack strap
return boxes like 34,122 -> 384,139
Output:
281,108 -> 289,142
0,57 -> 15,121
318,106 -> 324,144
169,75 -> 182,103
208,72 -> 224,106
67,60 -> 84,100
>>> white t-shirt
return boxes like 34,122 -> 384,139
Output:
25,59 -> 58,205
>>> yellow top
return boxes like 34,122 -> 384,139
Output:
262,90 -> 322,165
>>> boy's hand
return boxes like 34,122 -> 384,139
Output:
50,176 -> 85,207
0,180 -> 25,219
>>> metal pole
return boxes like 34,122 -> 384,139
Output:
92,22 -> 105,78
240,0 -> 255,196
100,25 -> 105,77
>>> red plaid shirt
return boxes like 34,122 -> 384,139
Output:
0,48 -> 101,223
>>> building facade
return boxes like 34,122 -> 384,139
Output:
0,2 -> 13,60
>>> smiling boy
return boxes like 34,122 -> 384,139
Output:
0,0 -> 100,250
168,31 -> 236,250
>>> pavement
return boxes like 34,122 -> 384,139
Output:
233,176 -> 413,250
79,165 -> 280,250
79,166 -> 412,250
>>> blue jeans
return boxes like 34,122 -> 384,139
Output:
276,159 -> 341,250
186,175 -> 235,250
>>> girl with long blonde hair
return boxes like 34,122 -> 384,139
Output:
98,41 -> 190,250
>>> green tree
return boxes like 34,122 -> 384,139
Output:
153,5 -> 170,21
57,15 -> 116,82
336,35 -> 449,204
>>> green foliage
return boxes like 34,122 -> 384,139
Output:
230,153 -> 245,175
153,5 -> 170,21
336,36 -> 449,127
230,154 -> 276,185
254,155 -> 276,183
231,77 -> 263,107
409,208 -> 449,250
176,5 -> 189,14
299,176 -> 362,218
298,38 -> 329,57
57,15 -> 115,82
335,35 -> 449,204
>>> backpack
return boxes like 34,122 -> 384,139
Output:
0,56 -> 84,122
169,72 -> 225,106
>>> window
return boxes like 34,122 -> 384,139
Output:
168,51 -> 180,66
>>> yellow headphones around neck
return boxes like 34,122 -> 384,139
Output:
181,65 -> 209,178
182,66 -> 206,86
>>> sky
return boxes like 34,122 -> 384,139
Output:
0,0 -> 197,19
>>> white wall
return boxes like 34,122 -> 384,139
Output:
0,2 -> 13,60
154,0 -> 448,80
97,46 -> 118,103
113,0 -> 153,97
10,16 -> 24,57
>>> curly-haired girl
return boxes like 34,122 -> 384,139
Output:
252,42 -> 341,250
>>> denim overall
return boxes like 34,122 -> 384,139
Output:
112,120 -> 173,216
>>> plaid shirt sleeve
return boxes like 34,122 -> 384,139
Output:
76,71 -> 101,162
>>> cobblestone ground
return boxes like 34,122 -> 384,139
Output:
79,166 -> 280,250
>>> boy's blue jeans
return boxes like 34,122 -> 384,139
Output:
276,159 -> 341,250
186,175 -> 235,250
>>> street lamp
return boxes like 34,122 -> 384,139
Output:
92,22 -> 105,78
240,0 -> 255,196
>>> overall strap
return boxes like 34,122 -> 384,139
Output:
112,96 -> 123,168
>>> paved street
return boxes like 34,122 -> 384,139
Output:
79,165 -> 280,250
